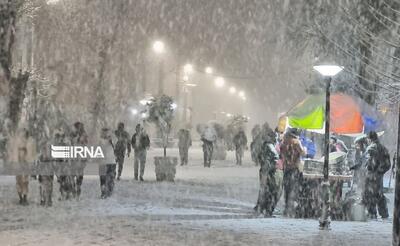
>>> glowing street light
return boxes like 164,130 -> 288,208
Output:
313,65 -> 343,77
183,75 -> 189,82
238,90 -> 245,98
229,87 -> 236,94
184,64 -> 194,74
205,67 -> 213,74
131,108 -> 138,115
152,40 -> 165,54
46,0 -> 59,4
215,77 -> 225,88
313,64 -> 343,230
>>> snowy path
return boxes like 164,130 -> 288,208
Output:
0,147 -> 393,245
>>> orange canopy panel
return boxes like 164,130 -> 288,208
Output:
330,94 -> 363,134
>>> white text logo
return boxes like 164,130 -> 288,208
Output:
51,145 -> 104,159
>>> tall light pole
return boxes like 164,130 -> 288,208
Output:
313,64 -> 343,230
394,102 -> 400,246
153,40 -> 165,95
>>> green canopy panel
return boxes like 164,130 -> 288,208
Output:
287,94 -> 325,118
288,106 -> 324,129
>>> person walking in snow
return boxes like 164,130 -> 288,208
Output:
70,122 -> 88,199
54,131 -> 75,201
178,128 -> 192,166
131,124 -> 150,181
254,124 -> 279,216
114,122 -> 131,180
201,125 -> 217,167
8,127 -> 36,205
363,131 -> 389,219
99,128 -> 117,198
233,129 -> 247,165
280,128 -> 305,217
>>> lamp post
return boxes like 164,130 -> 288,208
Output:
313,64 -> 343,230
152,41 -> 165,95
394,103 -> 400,246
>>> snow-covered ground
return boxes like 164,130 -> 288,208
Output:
0,147 -> 394,246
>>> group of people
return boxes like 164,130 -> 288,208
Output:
6,121 -> 152,206
250,122 -> 391,220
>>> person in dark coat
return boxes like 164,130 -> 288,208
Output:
233,129 -> 248,165
178,128 -> 192,166
254,124 -> 279,217
363,131 -> 389,219
201,126 -> 216,167
70,122 -> 88,199
131,124 -> 150,181
114,122 -> 131,180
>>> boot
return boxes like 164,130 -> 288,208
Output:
18,193 -> 23,205
22,195 -> 28,206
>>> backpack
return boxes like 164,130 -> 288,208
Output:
377,144 -> 391,175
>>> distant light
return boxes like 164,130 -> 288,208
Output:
229,87 -> 236,94
131,108 -> 138,115
226,113 -> 232,117
242,96 -> 247,101
139,99 -> 148,105
184,64 -> 194,74
215,77 -> 225,88
171,103 -> 178,109
205,67 -> 213,74
183,75 -> 189,82
313,65 -> 343,76
141,113 -> 147,118
46,0 -> 59,4
238,91 -> 245,97
153,40 -> 165,54
185,83 -> 197,87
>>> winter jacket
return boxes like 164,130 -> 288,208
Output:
131,132 -> 150,152
114,129 -> 131,156
280,136 -> 305,171
178,129 -> 192,148
233,132 -> 248,149
99,137 -> 117,164
259,141 -> 279,174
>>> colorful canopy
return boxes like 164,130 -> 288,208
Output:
285,93 -> 383,134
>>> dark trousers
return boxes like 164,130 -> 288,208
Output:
256,170 -> 277,216
99,164 -> 116,198
364,173 -> 388,218
203,142 -> 213,167
116,155 -> 125,178
283,168 -> 300,217
39,175 -> 53,206
179,146 -> 189,165
235,146 -> 244,165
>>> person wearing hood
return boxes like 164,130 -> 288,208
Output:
363,131 -> 389,219
280,128 -> 306,217
201,125 -> 217,167
8,127 -> 36,205
114,122 -> 131,180
233,128 -> 248,165
254,124 -> 279,216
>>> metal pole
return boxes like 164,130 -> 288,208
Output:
393,103 -> 400,246
183,87 -> 188,126
158,59 -> 164,95
319,76 -> 331,230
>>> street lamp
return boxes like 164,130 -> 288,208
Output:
229,87 -> 236,94
152,40 -> 165,54
238,90 -> 245,98
215,77 -> 225,88
205,67 -> 213,74
46,0 -> 59,4
153,40 -> 165,94
313,64 -> 343,230
184,64 -> 194,74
